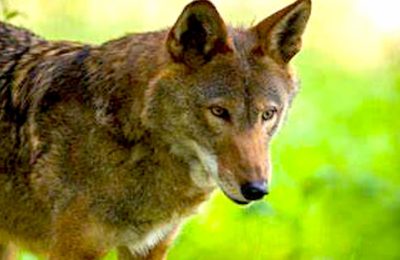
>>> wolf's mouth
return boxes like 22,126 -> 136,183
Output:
230,197 -> 250,205
220,189 -> 250,205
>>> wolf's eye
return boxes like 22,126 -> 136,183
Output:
262,107 -> 277,121
210,106 -> 230,121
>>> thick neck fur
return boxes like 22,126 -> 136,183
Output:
85,31 -> 170,144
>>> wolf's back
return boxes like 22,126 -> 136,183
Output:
0,22 -> 44,87
0,22 -> 41,125
0,23 -> 43,170
0,22 -> 44,110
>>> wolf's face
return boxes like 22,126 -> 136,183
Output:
190,55 -> 296,204
142,0 -> 311,204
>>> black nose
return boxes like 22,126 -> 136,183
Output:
240,182 -> 268,201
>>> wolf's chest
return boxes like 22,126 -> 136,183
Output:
118,223 -> 175,256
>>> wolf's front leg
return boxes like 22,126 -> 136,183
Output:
117,226 -> 179,260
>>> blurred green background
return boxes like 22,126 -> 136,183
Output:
1,0 -> 399,259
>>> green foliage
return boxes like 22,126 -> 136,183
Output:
0,0 -> 22,21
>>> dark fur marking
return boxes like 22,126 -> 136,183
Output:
38,46 -> 91,113
181,15 -> 207,55
243,74 -> 252,129
277,12 -> 302,63
0,46 -> 31,122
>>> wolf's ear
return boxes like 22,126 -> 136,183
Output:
166,0 -> 233,68
251,0 -> 311,64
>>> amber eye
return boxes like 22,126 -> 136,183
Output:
262,107 -> 277,121
210,106 -> 230,121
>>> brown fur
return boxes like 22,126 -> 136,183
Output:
0,0 -> 311,259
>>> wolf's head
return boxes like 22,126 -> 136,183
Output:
142,0 -> 311,204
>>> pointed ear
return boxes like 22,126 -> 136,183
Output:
251,0 -> 311,64
166,0 -> 233,68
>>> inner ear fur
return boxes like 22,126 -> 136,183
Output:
251,0 -> 311,64
166,0 -> 233,68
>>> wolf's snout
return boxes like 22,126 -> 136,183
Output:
240,181 -> 268,201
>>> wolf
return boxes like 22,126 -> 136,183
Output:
0,0 -> 311,259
